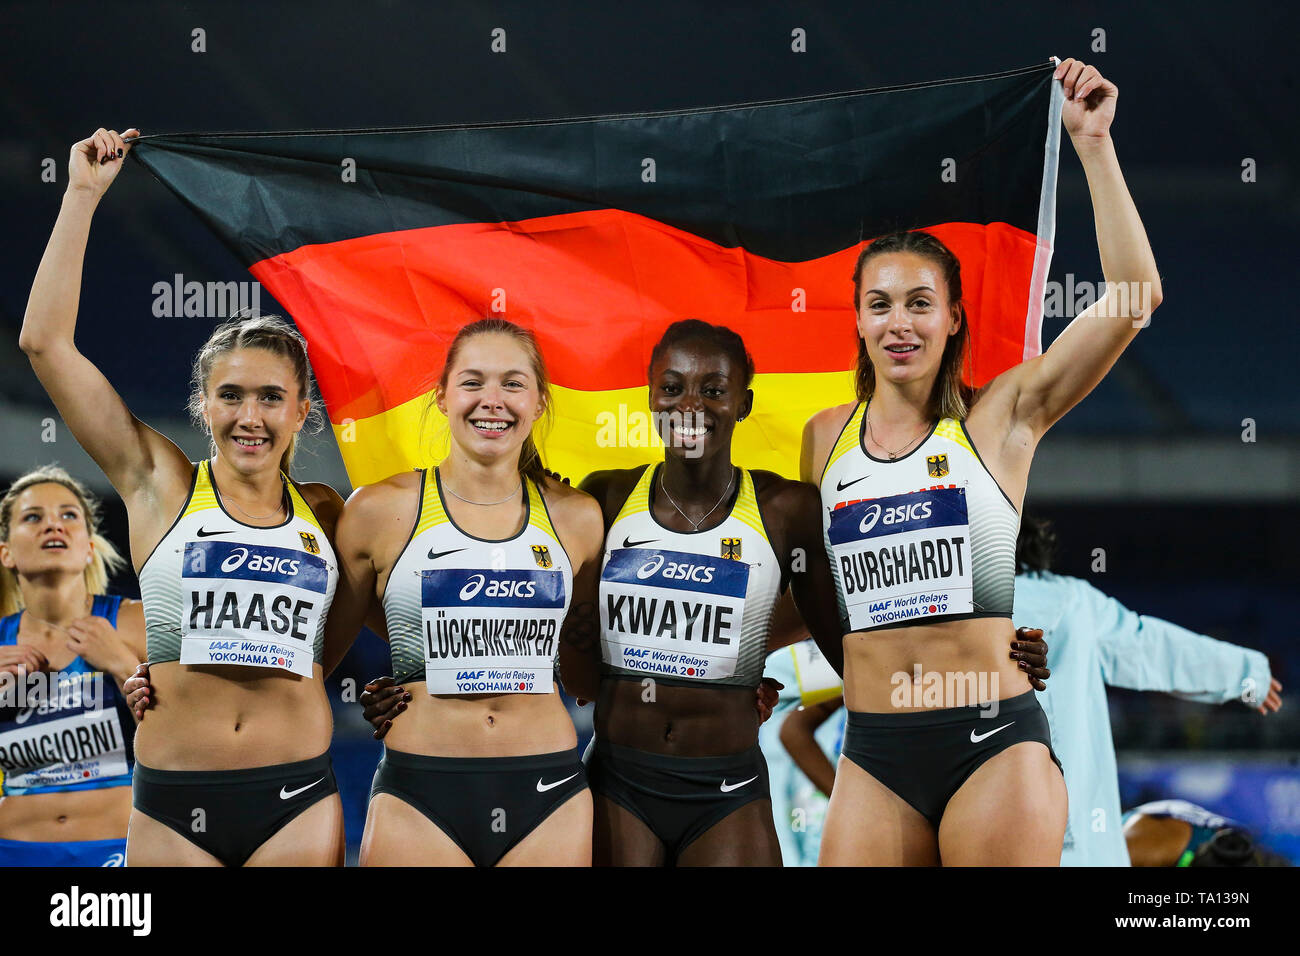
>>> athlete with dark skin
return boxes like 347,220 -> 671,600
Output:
576,325 -> 845,866
358,324 -> 1053,866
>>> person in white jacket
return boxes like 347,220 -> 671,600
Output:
1015,515 -> 1282,865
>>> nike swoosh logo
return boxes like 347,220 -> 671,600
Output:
720,775 -> 759,793
279,777 -> 325,800
536,772 -> 580,793
196,527 -> 233,537
969,721 -> 1015,743
835,475 -> 870,491
622,537 -> 659,549
427,547 -> 467,560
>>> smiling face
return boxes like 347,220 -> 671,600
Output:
437,332 -> 545,465
856,251 -> 961,390
648,338 -> 753,462
200,347 -> 309,474
0,482 -> 93,578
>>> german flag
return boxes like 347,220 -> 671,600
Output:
133,63 -> 1062,488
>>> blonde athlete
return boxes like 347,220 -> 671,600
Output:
806,59 -> 1159,865
21,129 -> 366,866
0,467 -> 146,866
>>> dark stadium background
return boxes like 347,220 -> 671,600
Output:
1,1 -> 1295,863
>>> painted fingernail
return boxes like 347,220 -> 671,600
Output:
117,148 -> 123,157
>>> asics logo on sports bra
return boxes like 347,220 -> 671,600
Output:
536,772 -> 580,792
458,573 -> 538,601
969,721 -> 1014,743
858,500 -> 933,534
635,553 -> 716,584
836,474 -> 870,491
196,526 -> 233,537
719,775 -> 758,792
279,777 -> 325,800
622,536 -> 659,548
220,547 -> 301,576
427,547 -> 467,561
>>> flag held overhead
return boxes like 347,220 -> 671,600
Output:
133,62 -> 1062,487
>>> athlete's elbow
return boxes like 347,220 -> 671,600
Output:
1136,280 -> 1163,324
18,321 -> 47,357
18,315 -> 66,359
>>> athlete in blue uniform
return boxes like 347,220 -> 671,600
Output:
806,58 -> 1157,865
0,466 -> 146,866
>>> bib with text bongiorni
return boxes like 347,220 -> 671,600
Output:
0,672 -> 127,792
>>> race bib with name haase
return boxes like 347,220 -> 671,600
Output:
827,487 -> 972,630
180,540 -> 329,676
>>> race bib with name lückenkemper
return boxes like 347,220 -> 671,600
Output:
420,568 -> 565,694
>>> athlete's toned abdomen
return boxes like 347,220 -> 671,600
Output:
383,683 -> 577,759
133,661 -> 333,769
841,616 -> 1030,713
595,679 -> 760,756
0,785 -> 131,842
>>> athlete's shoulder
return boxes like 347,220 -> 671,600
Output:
295,481 -> 345,530
801,402 -> 858,482
538,473 -> 600,516
112,597 -> 145,623
751,470 -> 820,537
1026,570 -> 1103,604
805,401 -> 858,438
111,599 -> 147,656
751,470 -> 818,508
578,466 -> 646,524
344,470 -> 422,520
537,475 -> 605,558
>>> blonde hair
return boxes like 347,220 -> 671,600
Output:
0,466 -> 126,618
187,312 -> 324,476
431,318 -> 553,484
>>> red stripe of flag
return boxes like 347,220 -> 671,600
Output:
250,210 -> 1036,423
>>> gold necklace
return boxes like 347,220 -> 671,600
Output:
866,404 -> 931,460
